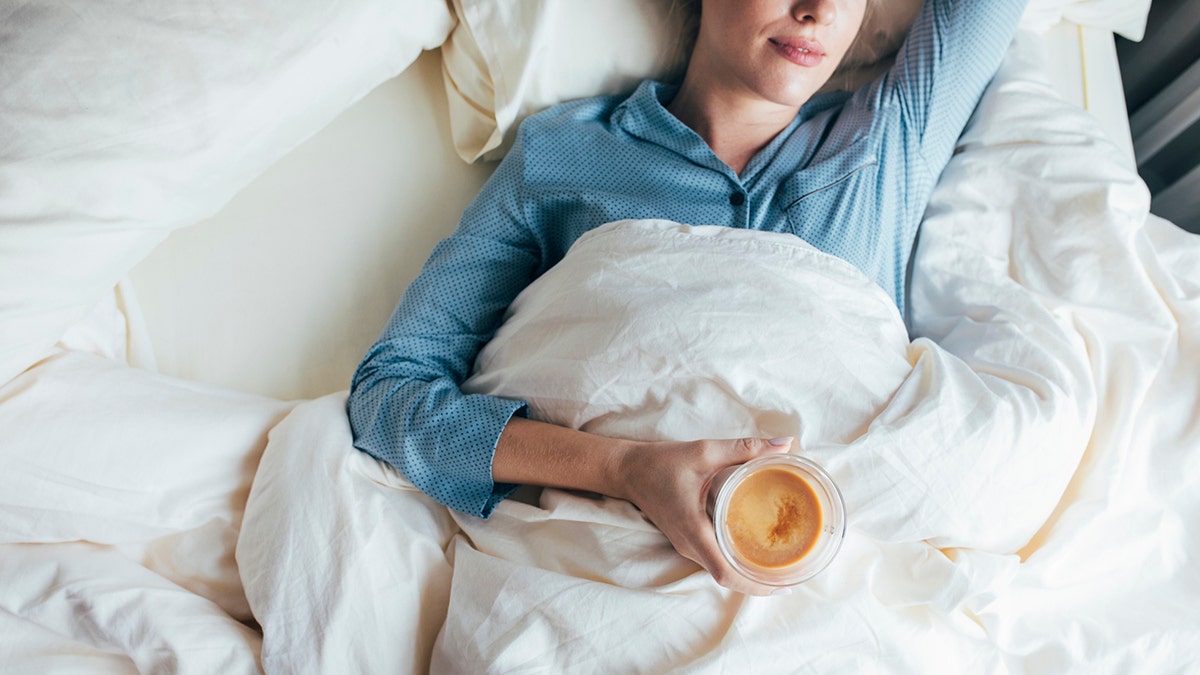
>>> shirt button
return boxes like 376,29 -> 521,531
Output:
729,192 -> 745,206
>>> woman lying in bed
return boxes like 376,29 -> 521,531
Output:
348,0 -> 1029,596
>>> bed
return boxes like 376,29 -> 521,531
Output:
2,1 -> 1197,673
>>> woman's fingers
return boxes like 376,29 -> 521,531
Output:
629,435 -> 797,596
708,436 -> 792,470
740,435 -> 793,459
696,438 -> 794,594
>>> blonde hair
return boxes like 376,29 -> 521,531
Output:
662,0 -> 701,83
844,0 -> 878,65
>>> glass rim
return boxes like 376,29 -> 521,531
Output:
712,453 -> 846,587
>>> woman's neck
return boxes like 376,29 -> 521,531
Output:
666,76 -> 802,177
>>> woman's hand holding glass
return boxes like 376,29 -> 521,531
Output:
493,417 -> 791,596
611,436 -> 793,596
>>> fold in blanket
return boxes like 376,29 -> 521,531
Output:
0,351 -> 291,674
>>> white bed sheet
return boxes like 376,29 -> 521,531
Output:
0,349 -> 292,674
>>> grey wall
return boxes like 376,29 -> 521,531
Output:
1116,0 -> 1200,233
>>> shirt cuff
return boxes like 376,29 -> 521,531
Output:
454,395 -> 527,519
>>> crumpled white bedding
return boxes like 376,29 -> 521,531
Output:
1,28 -> 1197,675
0,348 -> 293,674
234,32 -> 1199,675
912,39 -> 1200,673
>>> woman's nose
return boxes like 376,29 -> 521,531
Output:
792,0 -> 837,26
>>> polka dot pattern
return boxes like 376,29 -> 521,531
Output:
347,0 -> 1027,517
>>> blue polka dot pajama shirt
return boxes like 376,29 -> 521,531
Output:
348,0 -> 1029,517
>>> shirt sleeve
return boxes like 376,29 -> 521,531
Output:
347,131 -> 541,519
882,0 -> 1029,176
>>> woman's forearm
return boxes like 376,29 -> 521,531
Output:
494,417 -> 794,596
491,416 -> 638,501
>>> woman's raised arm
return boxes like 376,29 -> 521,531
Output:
883,0 -> 1029,174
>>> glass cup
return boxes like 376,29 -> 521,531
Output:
708,453 -> 846,587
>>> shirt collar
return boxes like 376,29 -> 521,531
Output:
612,80 -> 854,184
613,80 -> 733,178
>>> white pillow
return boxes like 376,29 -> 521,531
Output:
441,0 -> 689,164
440,0 -> 1151,163
0,0 -> 455,387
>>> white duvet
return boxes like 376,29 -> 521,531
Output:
2,27 -> 1198,675
237,33 -> 1198,675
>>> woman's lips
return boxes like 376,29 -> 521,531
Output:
769,37 -> 826,67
